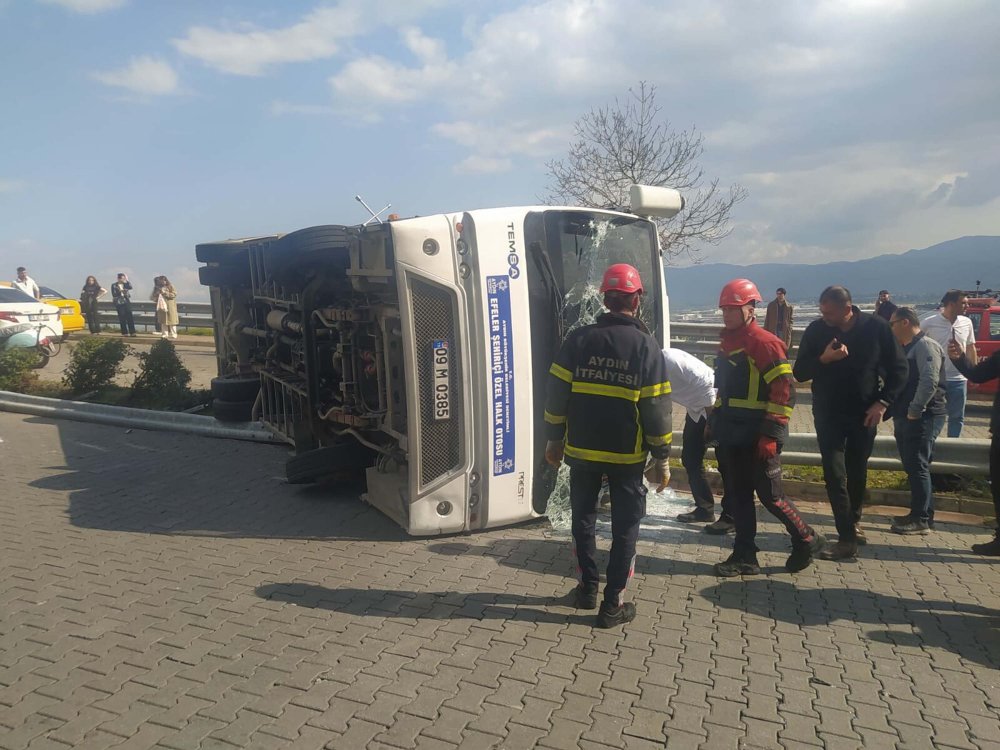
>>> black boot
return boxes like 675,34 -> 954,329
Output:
677,508 -> 714,524
786,533 -> 826,573
971,535 -> 1000,556
714,547 -> 761,577
595,601 -> 636,629
573,583 -> 599,609
704,514 -> 736,535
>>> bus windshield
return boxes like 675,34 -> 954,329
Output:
523,209 -> 660,513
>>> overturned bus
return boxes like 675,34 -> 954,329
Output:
197,185 -> 683,535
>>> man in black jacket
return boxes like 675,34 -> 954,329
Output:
948,343 -> 1000,555
793,286 -> 908,560
544,263 -> 672,629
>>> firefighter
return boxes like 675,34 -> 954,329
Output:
544,263 -> 673,629
710,279 -> 825,576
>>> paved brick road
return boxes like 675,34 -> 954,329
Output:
2,411 -> 1000,749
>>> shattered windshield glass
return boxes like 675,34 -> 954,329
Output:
542,211 -> 659,339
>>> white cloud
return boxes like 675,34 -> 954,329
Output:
453,156 -> 512,175
38,0 -> 127,13
0,179 -> 26,194
432,121 -> 565,158
173,1 -> 449,76
92,56 -> 179,96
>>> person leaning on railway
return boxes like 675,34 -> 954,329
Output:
543,263 -> 672,629
793,285 -> 908,560
947,340 -> 1000,556
710,279 -> 825,577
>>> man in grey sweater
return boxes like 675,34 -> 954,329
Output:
888,307 -> 948,534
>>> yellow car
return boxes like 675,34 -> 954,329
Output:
39,287 -> 86,339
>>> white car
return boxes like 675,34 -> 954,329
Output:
0,286 -> 64,341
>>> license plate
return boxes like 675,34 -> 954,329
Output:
431,340 -> 450,420
29,314 -> 45,321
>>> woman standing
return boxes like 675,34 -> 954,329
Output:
152,276 -> 179,339
79,276 -> 107,334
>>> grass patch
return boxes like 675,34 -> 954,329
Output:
183,327 -> 214,336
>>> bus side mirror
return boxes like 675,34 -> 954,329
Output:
629,185 -> 684,219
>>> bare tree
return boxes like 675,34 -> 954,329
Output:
545,81 -> 747,261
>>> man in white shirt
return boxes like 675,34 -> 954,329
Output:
921,289 -> 979,438
663,347 -> 726,525
11,267 -> 41,300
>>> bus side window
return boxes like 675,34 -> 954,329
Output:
990,314 -> 1000,341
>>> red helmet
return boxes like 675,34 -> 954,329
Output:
600,263 -> 643,294
719,278 -> 762,308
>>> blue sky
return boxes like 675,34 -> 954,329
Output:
2,0 -> 999,301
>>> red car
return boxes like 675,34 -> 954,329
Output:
966,293 -> 1000,395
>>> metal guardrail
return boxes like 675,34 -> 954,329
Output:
94,301 -> 214,332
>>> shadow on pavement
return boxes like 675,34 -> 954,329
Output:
255,583 -> 594,626
29,416 -> 406,542
701,579 -> 1000,669
426,538 -> 722,579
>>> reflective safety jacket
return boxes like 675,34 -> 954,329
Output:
710,318 -> 794,446
544,312 -> 672,471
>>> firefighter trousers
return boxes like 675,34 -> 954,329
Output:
570,466 -> 646,606
716,443 -> 815,553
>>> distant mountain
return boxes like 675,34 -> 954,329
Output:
666,236 -> 1000,310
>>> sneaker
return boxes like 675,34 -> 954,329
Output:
854,525 -> 867,546
891,516 -> 930,535
595,601 -> 636,629
714,550 -> 761,577
704,515 -> 736,535
786,533 -> 826,573
677,508 -> 714,524
573,583 -> 599,610
818,540 -> 858,561
971,536 -> 1000,556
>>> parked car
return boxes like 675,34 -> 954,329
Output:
39,286 -> 85,339
0,282 -> 85,340
966,293 -> 1000,395
0,286 -> 64,367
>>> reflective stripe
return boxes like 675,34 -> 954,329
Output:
543,410 -> 567,424
571,381 -> 640,402
550,363 -> 573,383
639,381 -> 672,398
728,398 -> 767,411
645,433 -> 673,446
565,444 -> 646,464
762,362 -> 793,383
767,402 -> 794,417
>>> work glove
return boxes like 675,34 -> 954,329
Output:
545,440 -> 565,467
756,435 -> 779,463
643,457 -> 671,493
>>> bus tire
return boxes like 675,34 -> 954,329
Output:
212,398 -> 254,423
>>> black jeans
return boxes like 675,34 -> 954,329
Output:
683,414 -> 715,512
115,302 -> 136,335
81,297 -> 101,333
716,443 -> 815,554
814,411 -> 877,542
570,466 -> 646,607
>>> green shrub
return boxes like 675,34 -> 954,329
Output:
130,339 -> 193,408
63,337 -> 132,394
0,348 -> 40,392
